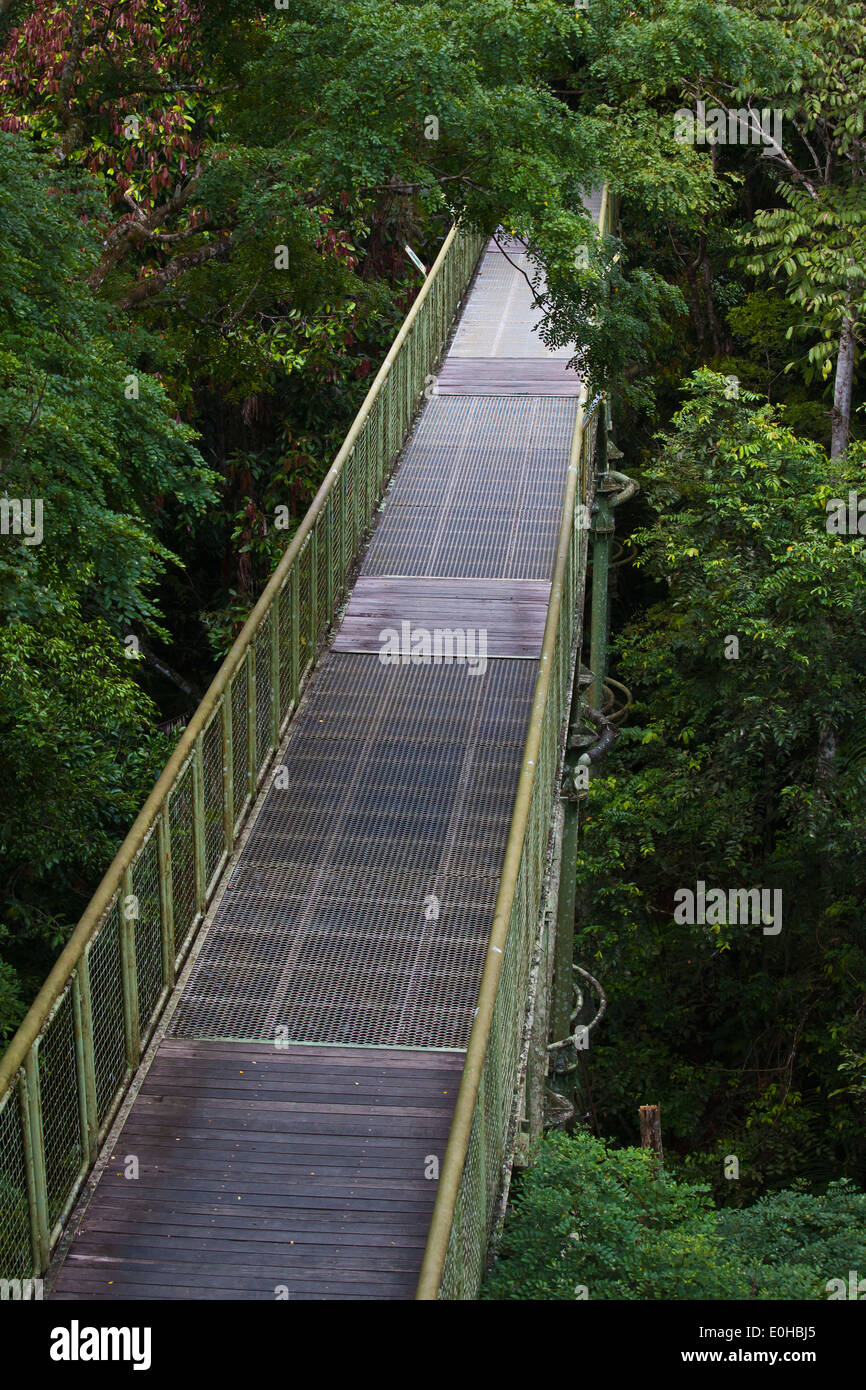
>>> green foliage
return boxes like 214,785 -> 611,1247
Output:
575,373 -> 866,1197
482,1130 -> 866,1300
743,183 -> 866,383
0,133 -> 215,1036
0,133 -> 215,629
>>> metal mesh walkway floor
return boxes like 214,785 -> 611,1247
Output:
50,219 -> 587,1300
170,657 -> 536,1048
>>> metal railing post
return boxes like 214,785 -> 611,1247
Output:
72,961 -> 98,1161
20,1052 -> 50,1273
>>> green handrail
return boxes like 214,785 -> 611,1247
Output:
0,220 -> 485,1282
415,187 -> 611,1299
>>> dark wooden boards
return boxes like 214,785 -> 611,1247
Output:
436,358 -> 583,395
332,576 -> 551,659
49,1041 -> 463,1301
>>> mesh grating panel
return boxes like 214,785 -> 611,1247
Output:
170,657 -> 535,1048
255,617 -> 273,778
377,396 -> 575,510
277,584 -> 292,722
231,666 -> 249,825
362,504 -> 562,580
38,992 -> 83,1229
361,396 -> 577,581
449,242 -> 572,359
0,1090 -> 31,1278
132,829 -> 162,1025
202,710 -> 224,885
168,765 -> 197,953
298,539 -> 312,680
87,904 -> 126,1122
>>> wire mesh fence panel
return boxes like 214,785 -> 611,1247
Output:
481,1020 -> 502,1214
381,372 -> 394,475
131,829 -> 162,1028
168,763 -> 197,956
255,616 -> 273,781
314,514 -> 329,642
0,1090 -> 31,1279
86,903 -> 126,1124
460,1103 -> 485,1295
329,479 -> 342,611
297,538 -> 312,682
343,443 -> 356,570
201,709 -> 224,888
278,581 -> 293,723
37,992 -> 83,1231
231,665 -> 249,828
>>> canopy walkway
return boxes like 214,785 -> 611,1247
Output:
0,190 -> 608,1300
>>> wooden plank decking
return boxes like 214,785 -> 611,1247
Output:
332,577 -> 550,658
51,1043 -> 462,1301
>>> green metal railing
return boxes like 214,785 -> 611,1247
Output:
0,222 -> 485,1282
415,189 -> 610,1300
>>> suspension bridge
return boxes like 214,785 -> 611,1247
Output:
0,188 -> 611,1300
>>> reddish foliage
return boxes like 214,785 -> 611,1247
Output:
0,0 -> 208,214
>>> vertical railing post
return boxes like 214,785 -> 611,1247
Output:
246,646 -> 257,801
72,959 -> 98,1161
191,733 -> 206,913
119,873 -> 141,1070
157,803 -> 175,987
20,1050 -> 50,1273
221,693 -> 234,859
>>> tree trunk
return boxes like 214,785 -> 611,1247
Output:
701,255 -> 725,356
831,313 -> 857,458
685,261 -> 705,347
639,1103 -> 664,1172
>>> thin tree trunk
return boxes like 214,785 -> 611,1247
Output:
831,313 -> 856,458
701,255 -> 724,356
639,1103 -> 664,1172
685,261 -> 705,346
